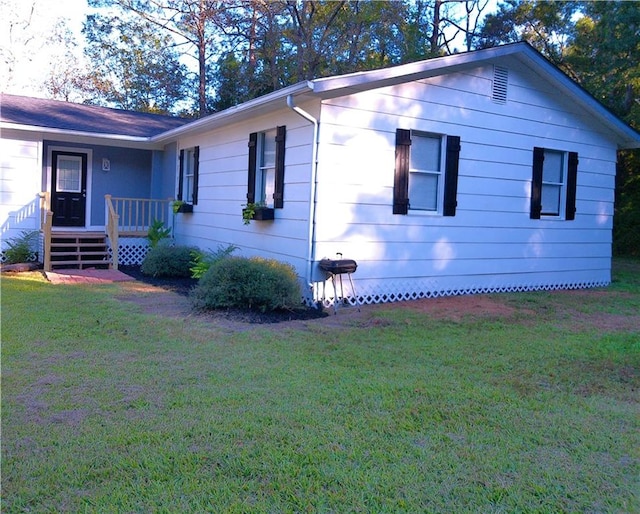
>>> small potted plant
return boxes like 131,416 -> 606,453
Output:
242,202 -> 274,224
173,200 -> 193,214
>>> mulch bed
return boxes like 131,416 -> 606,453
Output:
119,265 -> 198,296
118,265 -> 328,324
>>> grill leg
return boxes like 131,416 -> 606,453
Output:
347,272 -> 360,312
331,274 -> 338,314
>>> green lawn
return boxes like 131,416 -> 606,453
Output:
2,261 -> 639,513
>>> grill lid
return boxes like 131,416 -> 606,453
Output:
319,258 -> 357,275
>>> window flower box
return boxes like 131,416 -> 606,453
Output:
173,201 -> 193,214
242,203 -> 274,224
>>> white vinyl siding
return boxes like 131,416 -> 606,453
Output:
0,137 -> 42,253
313,61 -> 617,302
167,58 -> 619,306
172,108 -> 314,285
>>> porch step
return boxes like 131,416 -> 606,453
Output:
49,232 -> 111,270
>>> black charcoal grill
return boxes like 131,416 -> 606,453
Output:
319,254 -> 359,314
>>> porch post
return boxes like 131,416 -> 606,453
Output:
105,194 -> 120,270
43,211 -> 53,272
168,197 -> 175,238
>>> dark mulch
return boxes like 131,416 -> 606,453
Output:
119,265 -> 328,324
119,265 -> 198,296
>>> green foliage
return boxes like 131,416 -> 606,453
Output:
2,230 -> 39,264
241,202 -> 259,225
613,150 -> 640,256
146,219 -> 171,248
82,12 -> 189,114
172,200 -> 185,214
140,243 -> 196,278
191,256 -> 301,312
189,244 -> 238,279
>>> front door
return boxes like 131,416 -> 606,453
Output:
51,151 -> 87,227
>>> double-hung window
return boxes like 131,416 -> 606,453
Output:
178,146 -> 199,205
408,132 -> 444,211
393,129 -> 461,216
258,129 -> 277,207
247,126 -> 286,208
530,147 -> 578,220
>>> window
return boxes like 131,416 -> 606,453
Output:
178,146 -> 199,205
247,126 -> 286,208
393,129 -> 460,216
56,155 -> 83,192
530,147 -> 578,220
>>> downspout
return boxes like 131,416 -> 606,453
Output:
286,94 -> 320,302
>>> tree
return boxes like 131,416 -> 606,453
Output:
282,0 -> 348,81
0,0 -> 86,98
476,0 -> 581,67
82,14 -> 190,114
89,0 -> 228,116
566,2 -> 640,256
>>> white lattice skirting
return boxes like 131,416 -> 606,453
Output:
108,237 -> 150,266
0,251 -> 39,264
310,276 -> 610,308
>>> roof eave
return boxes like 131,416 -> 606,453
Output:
309,43 -> 529,97
308,42 -> 640,148
152,81 -> 314,143
1,121 -> 154,144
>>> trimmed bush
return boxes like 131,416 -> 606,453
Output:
190,244 -> 238,279
141,243 -> 196,278
191,256 -> 301,312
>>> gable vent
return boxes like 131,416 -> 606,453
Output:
492,65 -> 509,104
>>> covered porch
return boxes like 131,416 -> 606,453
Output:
40,193 -> 175,271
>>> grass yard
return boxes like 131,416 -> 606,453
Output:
2,260 -> 639,513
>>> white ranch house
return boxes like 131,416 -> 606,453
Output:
2,43 -> 639,306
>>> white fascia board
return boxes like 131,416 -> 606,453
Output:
0,122 -> 158,146
152,82 -> 313,144
308,42 -> 640,148
309,44 -> 525,96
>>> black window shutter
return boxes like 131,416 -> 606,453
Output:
393,129 -> 411,215
530,147 -> 544,219
192,146 -> 200,205
443,135 -> 461,217
565,151 -> 578,221
274,125 -> 286,208
247,132 -> 258,204
178,149 -> 185,201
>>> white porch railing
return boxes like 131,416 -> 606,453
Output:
105,195 -> 174,269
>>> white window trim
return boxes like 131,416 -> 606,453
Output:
257,129 -> 277,207
184,147 -> 196,203
408,131 -> 446,215
541,149 -> 568,219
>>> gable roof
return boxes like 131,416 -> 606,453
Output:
0,93 -> 190,138
157,42 -> 640,149
2,43 -> 639,149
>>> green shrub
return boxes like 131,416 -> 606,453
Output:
141,243 -> 196,278
147,219 -> 171,248
190,244 -> 238,279
3,230 -> 39,264
191,256 -> 302,312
